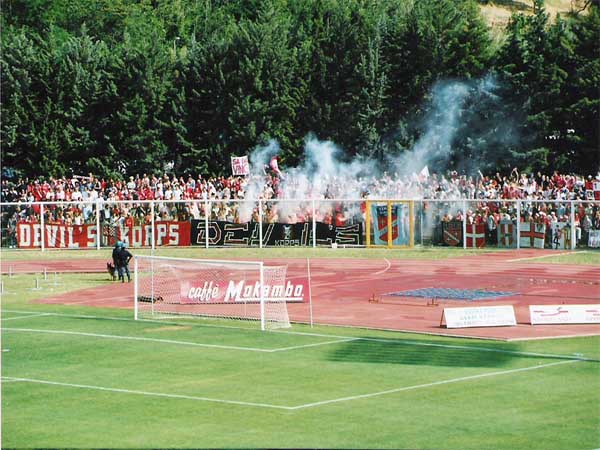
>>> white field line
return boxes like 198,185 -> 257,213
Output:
2,328 -> 272,353
1,327 -> 352,354
506,251 -> 584,262
3,309 -> 596,361
2,359 -> 581,411
2,313 -> 52,321
276,329 -> 599,362
373,258 -> 392,276
269,338 -> 359,352
288,359 -> 580,410
0,376 -> 293,410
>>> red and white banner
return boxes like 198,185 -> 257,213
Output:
443,305 -> 516,328
530,304 -> 600,324
18,221 -> 191,248
231,156 -> 250,176
520,222 -> 545,249
110,221 -> 191,247
550,222 -> 572,250
497,220 -> 516,248
593,181 -> 600,200
18,222 -> 98,248
466,223 -> 486,248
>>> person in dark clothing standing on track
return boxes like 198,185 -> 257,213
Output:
115,242 -> 133,282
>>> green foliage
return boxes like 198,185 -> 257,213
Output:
1,0 -> 598,177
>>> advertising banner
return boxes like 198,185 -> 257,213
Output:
442,305 -> 517,328
529,305 -> 600,324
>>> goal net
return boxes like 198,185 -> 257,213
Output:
133,256 -> 291,330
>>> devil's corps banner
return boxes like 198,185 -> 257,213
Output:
231,156 -> 250,176
550,222 -> 572,250
370,204 -> 410,246
497,220 -> 516,248
103,221 -> 190,247
442,220 -> 463,247
17,221 -> 190,248
465,223 -> 486,248
17,222 -> 98,248
190,220 -> 363,247
520,222 -> 545,249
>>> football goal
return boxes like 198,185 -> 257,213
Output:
133,255 -> 292,330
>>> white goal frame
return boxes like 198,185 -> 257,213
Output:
133,255 -> 290,331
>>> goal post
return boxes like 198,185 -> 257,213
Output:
133,255 -> 291,330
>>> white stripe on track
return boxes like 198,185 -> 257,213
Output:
373,258 -> 392,276
289,360 -> 581,410
506,251 -> 583,262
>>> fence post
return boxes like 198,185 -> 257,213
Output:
259,199 -> 263,249
151,200 -> 155,252
462,200 -> 467,250
204,200 -> 209,249
96,198 -> 101,250
40,203 -> 45,252
516,200 -> 521,249
570,200 -> 576,250
312,199 -> 317,248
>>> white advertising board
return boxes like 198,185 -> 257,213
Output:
529,305 -> 600,325
443,305 -> 516,329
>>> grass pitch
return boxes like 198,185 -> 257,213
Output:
1,265 -> 600,448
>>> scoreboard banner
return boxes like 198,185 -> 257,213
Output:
190,220 -> 363,247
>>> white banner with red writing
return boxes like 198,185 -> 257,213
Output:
231,156 -> 250,176
529,304 -> 600,324
17,221 -> 191,248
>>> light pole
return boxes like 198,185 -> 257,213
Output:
173,36 -> 181,54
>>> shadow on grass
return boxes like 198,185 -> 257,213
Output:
328,338 -> 545,368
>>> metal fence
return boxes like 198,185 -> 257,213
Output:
1,198 -> 599,250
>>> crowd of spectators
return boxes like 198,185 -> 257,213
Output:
1,170 -> 599,242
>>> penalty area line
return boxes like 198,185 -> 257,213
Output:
289,359 -> 581,410
0,377 -> 293,410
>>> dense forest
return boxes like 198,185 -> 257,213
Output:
1,0 -> 598,179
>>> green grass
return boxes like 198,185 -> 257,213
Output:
1,273 -> 599,449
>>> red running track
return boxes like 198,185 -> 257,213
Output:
3,249 -> 599,340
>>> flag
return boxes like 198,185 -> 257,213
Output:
371,204 -> 408,246
442,220 -> 463,247
466,223 -> 486,248
419,166 -> 430,180
593,181 -> 600,200
231,156 -> 249,176
269,156 -> 284,179
520,222 -> 545,249
497,220 -> 516,248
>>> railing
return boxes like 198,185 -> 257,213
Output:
1,198 -> 599,250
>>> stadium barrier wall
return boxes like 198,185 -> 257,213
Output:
1,199 -> 599,250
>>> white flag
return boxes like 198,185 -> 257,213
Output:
231,156 -> 249,176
